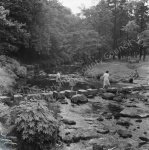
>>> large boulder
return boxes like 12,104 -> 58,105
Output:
71,94 -> 88,104
102,93 -> 115,100
65,90 -> 76,98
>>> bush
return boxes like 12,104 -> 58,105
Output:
0,67 -> 15,93
0,55 -> 27,78
7,99 -> 58,150
0,102 -> 10,124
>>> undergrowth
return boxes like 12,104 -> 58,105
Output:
7,99 -> 59,150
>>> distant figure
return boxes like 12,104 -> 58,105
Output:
69,77 -> 76,91
56,71 -> 61,88
103,71 -> 111,89
134,70 -> 139,79
129,70 -> 139,83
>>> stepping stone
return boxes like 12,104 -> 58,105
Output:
78,89 -> 88,96
87,89 -> 98,95
96,128 -> 109,134
0,96 -> 11,103
122,86 -> 135,92
102,93 -> 115,100
133,85 -> 142,91
27,94 -> 41,100
62,119 -> 76,125
41,92 -> 53,101
106,87 -> 118,93
142,85 -> 149,90
65,90 -> 76,98
14,94 -> 23,104
53,91 -> 65,99
71,94 -> 88,104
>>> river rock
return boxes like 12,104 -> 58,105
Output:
0,96 -> 11,104
13,94 -> 23,104
53,91 -> 65,99
93,144 -> 104,150
113,96 -> 122,102
106,87 -> 118,93
142,85 -> 149,90
41,92 -> 53,101
58,99 -> 68,104
80,129 -> 100,140
78,89 -> 88,96
71,94 -> 88,104
27,94 -> 41,100
135,119 -> 142,123
89,137 -> 116,149
122,86 -> 134,92
62,119 -> 76,125
116,119 -> 132,127
97,116 -> 104,121
104,113 -> 113,119
87,95 -> 95,98
65,90 -> 76,98
110,78 -> 119,83
139,136 -> 149,142
120,108 -> 149,118
87,89 -> 98,95
117,129 -> 132,138
102,93 -> 115,100
96,128 -> 109,134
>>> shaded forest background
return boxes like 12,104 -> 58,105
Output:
0,0 -> 149,70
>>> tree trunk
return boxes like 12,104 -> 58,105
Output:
143,48 -> 146,61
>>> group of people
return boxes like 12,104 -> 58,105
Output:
56,69 -> 139,91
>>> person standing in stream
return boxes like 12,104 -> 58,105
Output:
56,71 -> 61,91
103,71 -> 111,89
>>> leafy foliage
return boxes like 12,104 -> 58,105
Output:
8,99 -> 58,150
0,6 -> 29,55
0,55 -> 27,78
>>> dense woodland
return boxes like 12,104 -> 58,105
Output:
0,0 -> 149,67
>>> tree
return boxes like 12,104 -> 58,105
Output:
122,20 -> 139,41
135,0 -> 149,32
0,6 -> 29,56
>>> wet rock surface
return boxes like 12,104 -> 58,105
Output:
58,89 -> 149,150
102,93 -> 115,100
71,94 -> 88,104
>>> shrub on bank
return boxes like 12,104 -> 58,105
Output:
0,67 -> 15,93
7,99 -> 58,150
0,55 -> 27,78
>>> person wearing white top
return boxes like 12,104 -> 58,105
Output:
56,72 -> 61,90
103,71 -> 111,89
